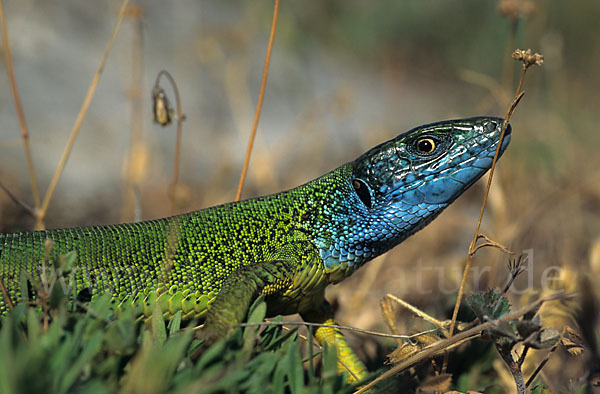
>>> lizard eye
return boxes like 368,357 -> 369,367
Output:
352,179 -> 372,209
415,137 -> 436,154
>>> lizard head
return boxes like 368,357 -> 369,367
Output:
316,117 -> 511,273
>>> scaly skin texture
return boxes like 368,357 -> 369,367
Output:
0,117 -> 511,381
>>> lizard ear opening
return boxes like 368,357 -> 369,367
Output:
352,179 -> 372,209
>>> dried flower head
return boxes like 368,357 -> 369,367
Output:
512,48 -> 544,69
498,0 -> 536,21
152,86 -> 174,127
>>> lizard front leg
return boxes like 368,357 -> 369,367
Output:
301,299 -> 369,382
201,260 -> 295,343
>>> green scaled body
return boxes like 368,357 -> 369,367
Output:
0,117 -> 511,380
0,168 -> 353,319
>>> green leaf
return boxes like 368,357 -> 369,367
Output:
58,251 -> 77,273
243,296 -> 267,351
240,352 -> 278,393
491,294 -> 511,319
491,320 -> 518,340
87,293 -> 113,319
152,302 -> 167,344
321,342 -> 340,383
195,338 -> 229,371
168,311 -> 182,336
104,313 -> 138,354
26,307 -> 42,346
260,315 -> 283,347
264,326 -> 298,351
247,295 -> 267,324
285,339 -> 304,394
49,279 -> 68,310
59,331 -> 103,393
19,271 -> 29,302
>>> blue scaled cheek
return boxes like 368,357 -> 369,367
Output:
417,174 -> 470,204
388,190 -> 445,231
386,166 -> 484,230
400,163 -> 485,206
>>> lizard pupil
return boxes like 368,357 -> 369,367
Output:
416,138 -> 436,154
352,179 -> 372,209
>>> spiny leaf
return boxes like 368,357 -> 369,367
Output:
492,320 -> 518,340
466,289 -> 511,321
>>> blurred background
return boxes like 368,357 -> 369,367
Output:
1,0 -> 599,391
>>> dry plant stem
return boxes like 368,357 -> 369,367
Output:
525,340 -> 559,388
196,320 -> 438,341
380,297 -> 403,345
499,349 -> 526,394
155,70 -> 184,216
0,181 -> 36,217
37,0 -> 130,228
0,277 -> 14,311
124,9 -> 144,222
385,293 -> 445,329
0,0 -> 41,212
442,88 -> 527,374
235,0 -> 280,201
355,294 -> 574,394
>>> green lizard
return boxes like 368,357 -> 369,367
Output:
0,117 -> 510,380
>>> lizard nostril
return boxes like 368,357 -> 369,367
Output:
485,121 -> 498,132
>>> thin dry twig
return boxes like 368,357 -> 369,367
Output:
385,293 -> 446,329
229,320 -> 439,340
0,0 -> 41,213
443,54 -> 537,373
0,276 -> 14,311
524,328 -> 563,388
0,181 -> 36,217
470,233 -> 516,255
122,4 -> 145,223
444,91 -> 526,373
192,318 -> 439,341
235,0 -> 280,201
355,293 -> 574,394
37,0 -> 130,228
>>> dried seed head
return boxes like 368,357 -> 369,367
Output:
498,0 -> 536,21
152,86 -> 174,127
512,48 -> 544,69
